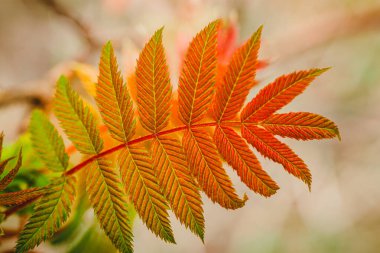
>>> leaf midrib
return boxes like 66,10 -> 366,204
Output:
218,32 -> 259,122
187,24 -> 215,124
155,137 -> 203,237
243,125 -> 310,184
187,129 -> 242,206
125,147 -> 173,241
93,159 -> 131,251
243,71 -> 320,122
17,178 -> 67,251
218,126 -> 276,194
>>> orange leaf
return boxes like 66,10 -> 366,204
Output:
217,21 -> 238,64
241,68 -> 329,123
214,126 -> 279,196
182,128 -> 247,209
262,112 -> 340,140
97,41 -> 135,143
242,125 -> 311,189
178,20 -> 221,125
212,26 -> 262,122
136,28 -> 172,133
152,136 -> 204,240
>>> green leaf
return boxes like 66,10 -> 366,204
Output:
29,110 -> 69,172
86,158 -> 133,253
16,176 -> 76,253
54,76 -> 103,155
119,146 -> 174,243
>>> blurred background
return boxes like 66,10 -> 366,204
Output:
1,0 -> 380,252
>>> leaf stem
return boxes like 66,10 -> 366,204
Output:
65,121 -> 244,176
3,120 -> 253,216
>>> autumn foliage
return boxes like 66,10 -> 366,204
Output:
0,19 -> 339,253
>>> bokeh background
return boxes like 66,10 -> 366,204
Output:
1,0 -> 380,252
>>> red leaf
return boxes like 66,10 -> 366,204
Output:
214,126 -> 279,196
242,125 -> 312,189
182,128 -> 247,209
241,68 -> 329,123
262,112 -> 340,140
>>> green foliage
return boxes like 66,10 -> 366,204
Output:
29,110 -> 69,172
86,158 -> 133,253
16,176 -> 76,253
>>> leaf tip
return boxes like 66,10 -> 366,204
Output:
105,40 -> 112,47
57,75 -> 69,85
167,235 -> 176,244
314,67 -> 331,76
154,27 -> 164,40
255,25 -> 264,38
210,18 -> 223,29
266,185 -> 280,197
103,40 -> 114,53
305,177 -> 312,191
334,127 -> 341,141
199,233 -> 205,244
242,193 -> 249,203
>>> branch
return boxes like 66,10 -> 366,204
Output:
0,121 -> 245,215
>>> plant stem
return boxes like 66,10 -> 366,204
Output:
64,122 -> 219,176
3,120 -> 253,216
